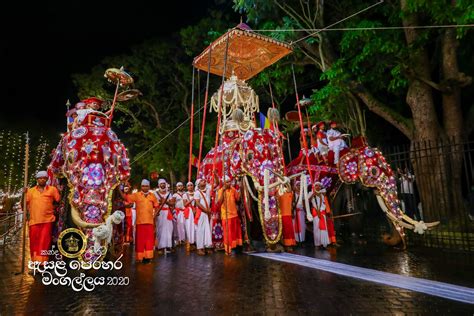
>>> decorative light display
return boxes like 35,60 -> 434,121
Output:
0,130 -> 50,199
28,135 -> 50,186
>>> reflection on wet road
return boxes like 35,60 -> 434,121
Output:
1,241 -> 473,314
252,252 -> 474,304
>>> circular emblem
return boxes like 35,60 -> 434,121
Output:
72,127 -> 88,139
57,228 -> 87,258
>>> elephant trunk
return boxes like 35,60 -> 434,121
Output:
71,204 -> 102,229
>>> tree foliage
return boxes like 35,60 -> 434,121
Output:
234,0 -> 474,142
72,12 -> 233,184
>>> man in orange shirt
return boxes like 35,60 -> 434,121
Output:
126,179 -> 159,263
278,183 -> 296,252
217,176 -> 242,256
26,171 -> 60,263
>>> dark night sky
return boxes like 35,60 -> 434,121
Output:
0,0 -> 225,137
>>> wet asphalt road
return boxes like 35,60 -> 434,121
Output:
0,239 -> 473,315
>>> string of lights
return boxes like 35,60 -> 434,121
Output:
252,24 -> 474,33
0,131 -> 50,198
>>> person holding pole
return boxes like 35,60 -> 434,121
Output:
217,176 -> 242,256
278,183 -> 297,252
25,171 -> 60,263
125,179 -> 159,263
309,181 -> 331,249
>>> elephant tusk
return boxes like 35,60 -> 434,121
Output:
263,169 -> 271,220
424,221 -> 440,229
402,214 -> 440,230
375,195 -> 415,230
302,173 -> 313,222
71,204 -> 103,229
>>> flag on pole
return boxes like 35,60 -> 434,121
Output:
190,154 -> 199,168
259,112 -> 272,130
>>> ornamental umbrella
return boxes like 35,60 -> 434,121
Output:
193,23 -> 292,81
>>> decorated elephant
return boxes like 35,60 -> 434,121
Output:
48,97 -> 130,261
287,136 -> 439,247
199,125 -> 297,248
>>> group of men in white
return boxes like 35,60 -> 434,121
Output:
129,177 -> 214,256
126,174 -> 337,258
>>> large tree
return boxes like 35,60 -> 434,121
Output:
234,0 -> 474,220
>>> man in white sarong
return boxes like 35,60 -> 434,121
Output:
154,178 -> 174,254
183,182 -> 196,251
310,182 -> 330,249
194,178 -> 213,256
172,182 -> 186,246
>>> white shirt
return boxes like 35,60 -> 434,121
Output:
194,185 -> 211,210
327,128 -> 347,149
311,194 -> 327,211
184,192 -> 195,207
173,192 -> 185,209
154,189 -> 171,210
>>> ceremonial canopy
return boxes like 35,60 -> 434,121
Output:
193,23 -> 292,81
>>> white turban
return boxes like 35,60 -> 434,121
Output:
158,179 -> 166,185
36,171 -> 48,178
176,182 -> 183,186
141,179 -> 150,186
186,182 -> 193,186
195,178 -> 204,188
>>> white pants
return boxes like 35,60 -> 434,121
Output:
293,208 -> 306,242
313,215 -> 330,247
196,212 -> 212,249
318,143 -> 329,156
176,211 -> 186,242
156,210 -> 173,249
329,141 -> 347,164
184,211 -> 195,244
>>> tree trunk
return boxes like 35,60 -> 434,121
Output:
440,26 -> 468,219
400,0 -> 439,142
441,28 -> 463,139
400,0 -> 445,221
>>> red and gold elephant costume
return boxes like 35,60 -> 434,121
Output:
287,136 -> 438,247
198,127 -> 287,247
48,109 -> 130,261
